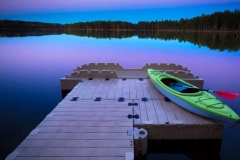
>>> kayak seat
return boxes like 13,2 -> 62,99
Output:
162,78 -> 199,93
162,78 -> 177,86
180,88 -> 199,93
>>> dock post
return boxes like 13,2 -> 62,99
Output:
133,127 -> 148,157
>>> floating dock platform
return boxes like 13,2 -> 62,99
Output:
6,63 -> 223,160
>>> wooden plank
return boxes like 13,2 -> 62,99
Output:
138,100 -> 148,123
135,79 -> 144,99
194,114 -> 218,125
148,80 -> 165,99
114,79 -> 124,99
169,102 -> 190,124
70,79 -> 89,97
25,133 -> 132,140
45,115 -> 131,122
152,100 -> 168,124
99,79 -> 114,99
39,121 -> 132,127
19,139 -> 132,148
58,99 -> 131,106
77,78 -> 94,90
84,79 -> 102,99
147,81 -> 160,99
107,79 -> 119,99
122,79 -> 130,99
51,111 -> 129,117
129,79 -> 137,99
57,102 -> 131,108
90,79 -> 107,99
95,79 -> 107,92
53,107 -> 130,112
15,157 -> 125,160
75,79 -> 96,99
179,107 -> 200,124
15,148 -> 133,157
142,79 -> 152,98
160,100 -> 177,124
33,126 -> 132,133
145,100 -> 159,124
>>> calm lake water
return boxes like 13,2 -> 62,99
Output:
0,34 -> 240,159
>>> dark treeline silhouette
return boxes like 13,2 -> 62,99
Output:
1,10 -> 239,31
138,10 -> 240,31
0,20 -> 63,30
65,21 -> 136,30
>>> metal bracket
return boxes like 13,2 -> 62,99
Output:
118,97 -> 125,102
128,103 -> 138,106
141,97 -> 148,101
127,130 -> 134,136
94,97 -> 102,101
71,97 -> 79,101
128,114 -> 139,119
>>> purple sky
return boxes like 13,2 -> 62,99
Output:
0,0 -> 239,13
0,0 -> 240,23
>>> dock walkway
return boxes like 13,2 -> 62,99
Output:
6,63 -> 223,160
7,78 -> 223,160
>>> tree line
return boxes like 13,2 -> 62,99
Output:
138,10 -> 240,31
0,10 -> 239,31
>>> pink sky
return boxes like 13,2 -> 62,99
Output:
0,0 -> 239,13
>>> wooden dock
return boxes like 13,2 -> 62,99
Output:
6,63 -> 224,160
6,88 -> 135,159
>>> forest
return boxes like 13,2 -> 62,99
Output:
0,10 -> 240,31
0,10 -> 240,52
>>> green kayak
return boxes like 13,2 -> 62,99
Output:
148,69 -> 240,126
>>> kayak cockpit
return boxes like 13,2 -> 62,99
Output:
161,78 -> 199,93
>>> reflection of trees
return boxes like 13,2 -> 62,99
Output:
65,30 -> 136,39
0,29 -> 239,52
1,9 -> 240,51
0,29 -> 64,37
138,31 -> 240,52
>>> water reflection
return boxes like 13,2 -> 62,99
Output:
0,30 -> 240,52
0,35 -> 240,159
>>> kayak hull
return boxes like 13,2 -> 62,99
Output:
148,69 -> 240,126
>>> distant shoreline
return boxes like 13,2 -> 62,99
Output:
1,28 -> 240,33
1,10 -> 240,32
